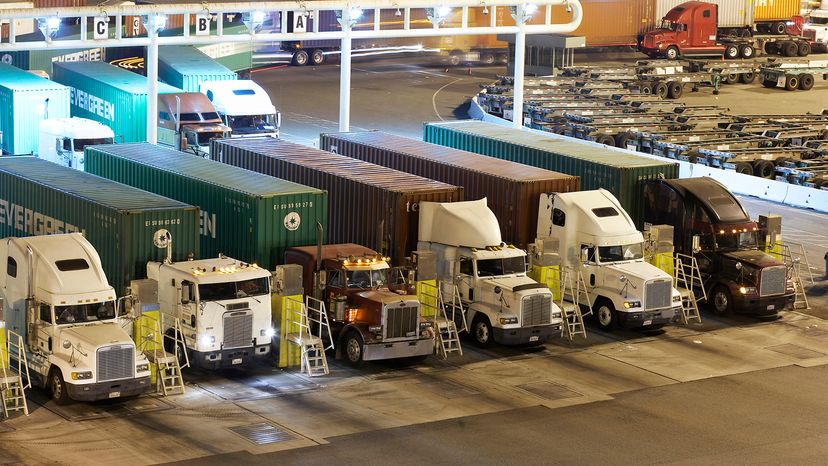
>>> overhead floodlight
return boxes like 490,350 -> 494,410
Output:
336,6 -> 363,28
37,16 -> 61,42
141,14 -> 167,33
509,3 -> 538,24
243,10 -> 266,34
427,6 -> 452,26
395,8 -> 402,17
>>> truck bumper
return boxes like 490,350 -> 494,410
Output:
617,306 -> 681,329
66,376 -> 152,402
363,338 -> 433,361
193,344 -> 271,370
493,323 -> 561,346
732,293 -> 793,316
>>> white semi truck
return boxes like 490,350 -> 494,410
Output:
418,199 -> 562,347
803,1 -> 828,52
38,118 -> 114,171
200,80 -> 281,138
0,234 -> 151,404
535,189 -> 682,331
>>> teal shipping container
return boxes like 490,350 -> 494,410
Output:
0,63 -> 71,155
51,61 -> 181,143
423,120 -> 679,226
159,46 -> 237,93
0,157 -> 200,297
85,143 -> 328,270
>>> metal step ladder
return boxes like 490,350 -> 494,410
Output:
139,315 -> 187,396
1,330 -> 30,418
777,244 -> 810,310
419,281 -> 464,359
674,254 -> 704,324
285,296 -> 333,377
559,267 -> 591,341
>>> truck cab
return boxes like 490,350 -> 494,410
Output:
285,244 -> 434,366
200,81 -> 281,138
536,190 -> 681,331
418,199 -> 563,347
0,234 -> 151,404
38,118 -> 115,171
640,1 -> 723,59
643,177 -> 795,316
157,93 -> 231,158
146,255 -> 274,370
803,8 -> 828,52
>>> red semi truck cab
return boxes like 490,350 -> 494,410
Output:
640,1 -> 725,59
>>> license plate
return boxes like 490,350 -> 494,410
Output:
232,358 -> 243,365
529,336 -> 539,342
643,319 -> 653,326
108,391 -> 121,398
767,304 -> 775,311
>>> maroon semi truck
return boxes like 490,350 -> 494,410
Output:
640,1 -> 811,60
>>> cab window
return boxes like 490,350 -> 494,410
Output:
328,269 -> 344,288
39,303 -> 52,323
459,258 -> 473,275
7,257 -> 17,278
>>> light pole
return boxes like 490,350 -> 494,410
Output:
143,13 -> 166,144
337,6 -> 362,132
510,3 -> 538,129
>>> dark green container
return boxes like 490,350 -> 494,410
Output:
0,157 -> 200,297
85,143 -> 328,270
423,120 -> 679,227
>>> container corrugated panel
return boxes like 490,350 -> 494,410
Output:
550,0 -> 656,46
33,0 -> 84,7
423,121 -> 678,228
0,63 -> 71,155
0,157 -> 200,296
320,131 -> 580,249
210,138 -> 464,263
85,143 -> 327,270
753,0 -> 798,21
159,46 -> 237,93
52,61 -> 181,143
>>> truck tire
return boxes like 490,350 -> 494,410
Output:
739,44 -> 755,58
615,132 -> 634,149
292,50 -> 309,66
309,49 -> 325,66
343,330 -> 365,367
654,81 -> 669,99
724,44 -> 740,59
785,75 -> 799,91
797,41 -> 811,57
596,134 -> 615,146
735,162 -> 753,175
764,41 -> 779,55
774,157 -> 790,167
49,368 -> 72,405
771,21 -> 787,35
471,315 -> 495,348
667,81 -> 683,99
593,299 -> 618,331
480,52 -> 496,65
739,72 -> 756,84
798,73 -> 815,91
753,160 -> 775,179
664,46 -> 679,60
711,285 -> 733,316
781,41 -> 798,57
165,328 -> 188,368
724,73 -> 738,85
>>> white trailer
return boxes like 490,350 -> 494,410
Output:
200,80 -> 281,138
38,118 -> 114,171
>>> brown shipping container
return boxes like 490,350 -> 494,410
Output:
210,138 -> 463,263
549,0 -> 657,46
319,131 -> 580,249
33,0 -> 84,7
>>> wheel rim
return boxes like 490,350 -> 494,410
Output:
295,52 -> 308,65
667,48 -> 677,59
51,374 -> 62,400
312,51 -> 323,64
474,321 -> 489,343
597,305 -> 613,327
346,337 -> 361,362
714,290 -> 728,313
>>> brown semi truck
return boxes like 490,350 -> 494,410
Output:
157,93 -> 230,158
285,243 -> 434,366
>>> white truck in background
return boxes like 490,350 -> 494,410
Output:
0,234 -> 151,404
803,1 -> 828,52
200,80 -> 281,138
534,189 -> 682,331
417,198 -> 563,347
38,118 -> 114,171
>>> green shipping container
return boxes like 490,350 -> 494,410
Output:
0,157 -> 200,297
0,63 -> 71,155
51,61 -> 181,143
423,120 -> 679,227
85,143 -> 328,270
159,46 -> 237,93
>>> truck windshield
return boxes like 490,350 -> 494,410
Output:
56,301 -> 116,324
347,269 -> 387,289
73,138 -> 114,151
598,243 -> 644,263
199,277 -> 270,301
477,256 -> 526,277
660,20 -> 678,31
808,17 -> 828,25
228,115 -> 277,135
716,231 -> 758,250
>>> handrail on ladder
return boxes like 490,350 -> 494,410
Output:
3,330 -> 31,391
305,296 -> 334,351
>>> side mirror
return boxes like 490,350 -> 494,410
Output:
692,235 -> 701,253
55,138 -> 62,152
317,270 -> 327,290
62,339 -> 71,349
735,262 -> 743,271
580,247 -> 590,264
618,275 -> 627,283
494,286 -> 502,294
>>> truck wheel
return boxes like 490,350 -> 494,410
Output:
343,330 -> 364,367
798,73 -> 815,90
774,157 -> 790,167
595,134 -> 615,146
165,328 -> 188,368
667,81 -> 683,99
772,21 -> 787,35
764,42 -> 779,54
471,315 -> 494,348
734,162 -> 753,175
480,52 -> 496,65
785,75 -> 799,91
724,73 -> 738,85
797,41 -> 811,57
49,368 -> 71,405
292,50 -> 309,66
781,41 -> 798,57
593,300 -> 618,331
724,44 -> 739,59
664,46 -> 679,60
615,132 -> 634,149
739,72 -> 756,84
739,44 -> 755,59
753,160 -> 776,179
654,82 -> 669,99
711,286 -> 732,316
309,49 -> 325,66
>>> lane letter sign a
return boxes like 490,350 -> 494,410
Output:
293,11 -> 307,33
93,16 -> 109,39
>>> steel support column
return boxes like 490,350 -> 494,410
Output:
147,26 -> 159,144
339,9 -> 353,132
512,21 -> 526,129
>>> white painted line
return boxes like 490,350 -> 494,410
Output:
432,77 -> 465,121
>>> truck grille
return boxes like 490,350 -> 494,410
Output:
802,29 -> 816,40
522,294 -> 552,327
645,280 -> 672,310
759,265 -> 786,297
224,312 -> 253,349
97,345 -> 134,382
384,305 -> 419,340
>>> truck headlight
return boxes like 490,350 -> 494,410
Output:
263,328 -> 276,338
368,325 -> 382,333
71,371 -> 92,380
739,286 -> 757,295
499,316 -> 518,325
623,301 -> 641,309
136,363 -> 149,373
200,335 -> 215,347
